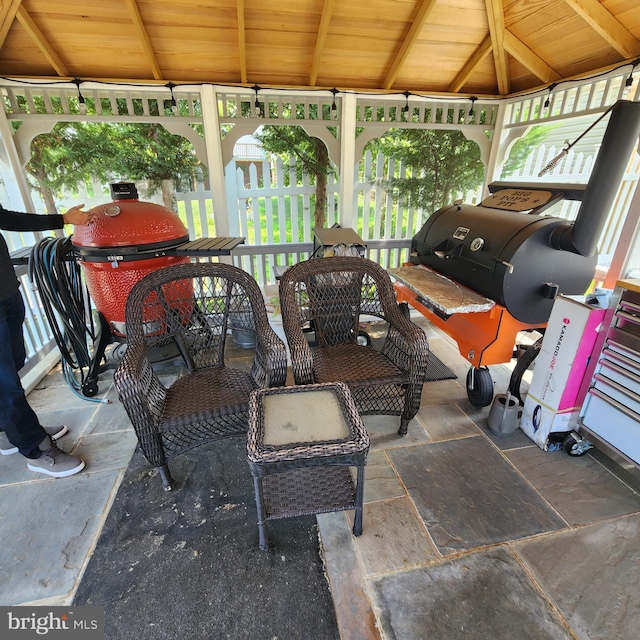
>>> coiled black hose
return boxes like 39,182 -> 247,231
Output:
28,236 -> 106,402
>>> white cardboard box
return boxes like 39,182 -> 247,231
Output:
520,295 -> 606,449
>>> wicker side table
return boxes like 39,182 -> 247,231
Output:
247,381 -> 370,550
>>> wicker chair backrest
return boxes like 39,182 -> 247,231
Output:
124,262 -> 269,371
279,256 -> 400,348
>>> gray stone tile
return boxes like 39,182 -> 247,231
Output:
360,450 -> 406,503
420,378 -> 468,406
351,497 -> 439,575
416,403 -> 481,441
32,405 -> 100,440
74,430 -> 138,475
0,469 -> 121,605
26,383 -> 108,412
388,438 -> 567,554
369,546 -> 573,640
84,398 -> 134,436
513,515 -> 640,640
0,447 -> 38,486
483,423 -> 537,451
317,511 -> 382,640
362,414 -> 430,452
506,446 -> 640,525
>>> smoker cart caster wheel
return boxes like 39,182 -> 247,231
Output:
466,366 -> 493,408
81,379 -> 99,397
357,330 -> 371,347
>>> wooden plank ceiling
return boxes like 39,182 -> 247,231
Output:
0,0 -> 639,98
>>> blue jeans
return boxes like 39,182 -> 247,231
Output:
0,289 -> 46,458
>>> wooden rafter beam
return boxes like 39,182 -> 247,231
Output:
0,0 -> 22,51
564,0 -> 640,59
237,0 -> 247,84
16,5 -> 69,77
449,36 -> 492,93
125,0 -> 162,80
383,0 -> 438,90
504,31 -> 561,84
309,0 -> 335,87
484,0 -> 509,95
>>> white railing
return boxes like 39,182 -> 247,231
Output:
230,239 -> 412,289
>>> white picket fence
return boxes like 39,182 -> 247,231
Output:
41,143 -> 640,272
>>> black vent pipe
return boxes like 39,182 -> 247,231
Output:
551,100 -> 640,256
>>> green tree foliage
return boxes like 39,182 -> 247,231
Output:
256,126 -> 333,229
366,129 -> 485,216
27,122 -> 203,214
500,125 -> 557,178
113,123 -> 203,197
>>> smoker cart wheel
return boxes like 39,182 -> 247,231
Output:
466,366 -> 494,407
81,379 -> 99,397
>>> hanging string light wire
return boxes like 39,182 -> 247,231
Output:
252,84 -> 262,117
402,90 -> 410,115
73,78 -> 87,115
166,82 -> 178,115
330,87 -> 338,119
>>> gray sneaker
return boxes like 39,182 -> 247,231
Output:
27,437 -> 85,478
0,425 -> 69,456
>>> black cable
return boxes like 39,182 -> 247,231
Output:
28,236 -> 106,402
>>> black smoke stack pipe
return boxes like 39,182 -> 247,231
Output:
552,100 -> 640,257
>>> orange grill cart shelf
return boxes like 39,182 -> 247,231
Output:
391,264 -> 546,407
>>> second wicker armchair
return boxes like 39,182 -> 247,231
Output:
114,262 -> 288,490
278,256 -> 430,436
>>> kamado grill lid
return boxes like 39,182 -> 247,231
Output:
71,182 -> 190,261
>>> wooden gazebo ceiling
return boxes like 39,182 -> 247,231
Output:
0,0 -> 639,98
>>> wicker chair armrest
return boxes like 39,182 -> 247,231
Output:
283,327 -> 315,384
114,340 -> 168,435
382,314 -> 430,378
252,328 -> 288,388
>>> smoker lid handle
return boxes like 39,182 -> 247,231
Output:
493,257 -> 514,274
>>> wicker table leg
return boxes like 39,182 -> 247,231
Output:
352,464 -> 365,536
252,475 -> 270,550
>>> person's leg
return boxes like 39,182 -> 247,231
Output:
0,290 -> 47,458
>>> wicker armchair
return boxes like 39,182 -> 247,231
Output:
114,262 -> 288,490
278,256 -> 429,436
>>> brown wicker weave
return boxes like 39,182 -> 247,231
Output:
247,382 -> 370,550
114,262 -> 288,490
278,256 -> 430,436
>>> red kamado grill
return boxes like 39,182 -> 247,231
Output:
393,100 -> 640,407
72,182 -> 191,337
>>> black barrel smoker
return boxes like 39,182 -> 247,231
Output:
393,100 -> 640,406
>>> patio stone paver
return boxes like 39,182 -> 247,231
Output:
369,546 -> 574,640
0,469 -> 122,605
351,496 -> 438,576
388,437 -> 568,554
513,515 -> 640,640
506,445 -> 640,526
